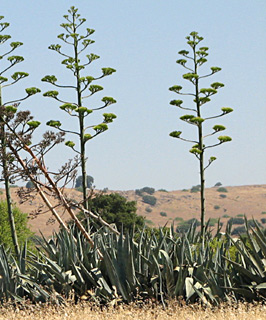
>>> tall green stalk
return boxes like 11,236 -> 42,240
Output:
0,87 -> 20,256
0,16 -> 40,255
169,32 -> 233,237
43,6 -> 117,209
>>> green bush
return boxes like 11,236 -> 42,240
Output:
26,181 -> 35,188
160,211 -> 167,217
214,205 -> 220,210
0,200 -> 34,251
231,226 -> 246,235
174,217 -> 184,222
261,218 -> 266,224
158,189 -> 168,192
214,182 -> 222,187
219,194 -> 227,199
261,211 -> 266,215
145,207 -> 152,213
142,195 -> 157,206
75,175 -> 94,189
236,214 -> 244,217
208,218 -> 219,226
141,187 -> 155,194
135,187 -> 155,196
223,214 -> 230,218
217,187 -> 228,193
190,185 -> 201,193
228,217 -> 245,225
69,193 -> 145,232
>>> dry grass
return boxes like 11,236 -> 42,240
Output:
0,301 -> 265,320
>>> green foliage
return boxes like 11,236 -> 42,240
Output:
261,211 -> 266,215
174,217 -> 184,222
86,193 -> 145,232
0,200 -> 33,251
158,189 -> 168,192
135,187 -> 155,196
160,211 -> 167,217
219,194 -> 227,199
223,214 -> 230,218
214,205 -> 220,210
228,217 -> 245,225
169,31 -> 233,236
190,185 -> 201,193
25,181 -> 35,188
260,218 -> 266,224
42,7 -> 116,209
142,195 -> 157,206
208,218 -> 219,226
217,187 -> 228,193
75,175 -> 94,189
231,226 -> 246,235
145,207 -> 152,213
214,182 -> 222,187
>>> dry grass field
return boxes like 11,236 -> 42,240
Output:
0,301 -> 265,320
0,184 -> 266,237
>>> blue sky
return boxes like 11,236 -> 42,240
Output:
1,0 -> 265,191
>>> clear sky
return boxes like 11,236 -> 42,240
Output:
1,0 -> 266,191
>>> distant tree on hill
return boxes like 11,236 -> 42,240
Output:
69,193 -> 145,232
75,175 -> 94,189
26,181 -> 35,189
142,195 -> 157,206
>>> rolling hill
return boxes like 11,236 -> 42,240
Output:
0,184 -> 265,237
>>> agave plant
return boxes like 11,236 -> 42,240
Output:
225,218 -> 266,300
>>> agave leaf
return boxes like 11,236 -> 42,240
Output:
225,257 -> 262,283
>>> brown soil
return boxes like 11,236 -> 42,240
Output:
1,184 -> 266,238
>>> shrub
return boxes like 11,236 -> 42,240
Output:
69,193 -> 145,232
186,218 -> 200,227
261,211 -> 266,215
223,214 -> 230,218
0,200 -> 34,251
214,205 -> 220,210
232,226 -> 246,235
261,218 -> 266,224
214,182 -> 222,187
236,214 -> 244,217
190,185 -> 201,193
208,218 -> 219,226
145,219 -> 154,226
219,194 -> 227,199
145,207 -> 152,213
228,217 -> 245,225
174,217 -> 184,222
176,223 -> 191,233
26,181 -> 35,188
142,195 -> 157,206
75,175 -> 94,189
158,189 -> 168,192
247,219 -> 261,228
217,187 -> 228,193
0,190 -> 3,195
136,187 -> 155,195
160,211 -> 167,217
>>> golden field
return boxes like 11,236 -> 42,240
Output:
0,301 -> 265,320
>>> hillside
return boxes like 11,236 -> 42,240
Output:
0,184 -> 266,237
